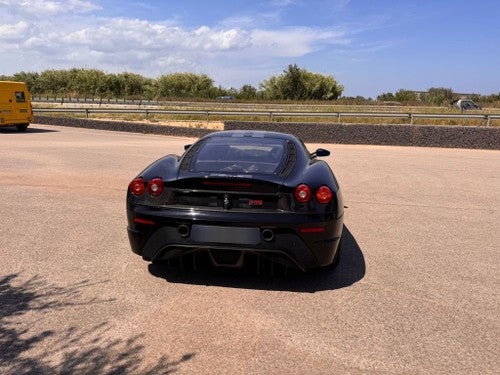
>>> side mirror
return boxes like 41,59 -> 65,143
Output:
311,148 -> 330,158
184,144 -> 192,151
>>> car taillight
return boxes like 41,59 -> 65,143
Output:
294,184 -> 312,203
147,177 -> 164,196
316,185 -> 333,204
129,177 -> 145,196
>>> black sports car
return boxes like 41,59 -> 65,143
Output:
127,130 -> 344,271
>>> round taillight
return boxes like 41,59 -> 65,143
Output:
294,184 -> 312,203
316,185 -> 333,204
129,178 -> 145,196
147,178 -> 164,196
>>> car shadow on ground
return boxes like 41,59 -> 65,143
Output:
148,225 -> 365,293
0,126 -> 59,134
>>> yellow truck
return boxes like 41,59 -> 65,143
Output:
0,81 -> 33,131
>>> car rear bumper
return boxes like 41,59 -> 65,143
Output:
127,206 -> 343,270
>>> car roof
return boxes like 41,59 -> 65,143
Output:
206,130 -> 300,142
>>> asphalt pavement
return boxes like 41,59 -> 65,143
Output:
0,124 -> 498,374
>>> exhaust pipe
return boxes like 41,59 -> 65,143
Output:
178,224 -> 190,238
261,228 -> 275,242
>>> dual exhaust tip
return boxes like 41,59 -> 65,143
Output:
261,228 -> 275,242
178,224 -> 190,238
177,225 -> 275,242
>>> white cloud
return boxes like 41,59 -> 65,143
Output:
0,1 -> 354,86
0,0 -> 100,15
250,27 -> 349,57
0,21 -> 30,41
57,19 -> 251,55
191,26 -> 251,51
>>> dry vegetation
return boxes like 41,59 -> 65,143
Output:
32,101 -> 500,127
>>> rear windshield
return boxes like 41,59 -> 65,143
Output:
192,137 -> 286,174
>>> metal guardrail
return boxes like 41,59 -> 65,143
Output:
32,107 -> 499,126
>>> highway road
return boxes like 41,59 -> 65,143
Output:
0,124 -> 498,374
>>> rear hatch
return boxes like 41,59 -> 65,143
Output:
166,133 -> 297,211
170,173 -> 287,211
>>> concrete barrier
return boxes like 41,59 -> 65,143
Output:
225,121 -> 500,150
35,116 -> 500,150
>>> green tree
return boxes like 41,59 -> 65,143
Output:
142,79 -> 158,101
478,93 -> 500,104
422,87 -> 454,106
259,75 -> 280,100
260,64 -> 343,100
377,92 -> 396,102
39,70 -> 70,97
102,74 -> 122,98
66,68 -> 108,98
157,73 -> 216,99
0,74 -> 14,80
281,64 -> 306,100
237,84 -> 257,100
116,72 -> 146,99
11,72 -> 41,93
304,71 -> 343,100
393,89 -> 418,103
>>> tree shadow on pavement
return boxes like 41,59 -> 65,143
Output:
148,225 -> 365,293
0,273 -> 194,374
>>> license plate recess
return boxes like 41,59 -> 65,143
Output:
191,225 -> 260,245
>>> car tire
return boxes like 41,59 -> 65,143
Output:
16,124 -> 28,132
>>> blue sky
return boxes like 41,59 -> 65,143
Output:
1,0 -> 499,98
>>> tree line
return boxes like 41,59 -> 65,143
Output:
377,88 -> 499,106
0,64 -> 343,102
2,65 -> 498,105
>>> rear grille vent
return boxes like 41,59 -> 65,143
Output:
176,192 -> 279,210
